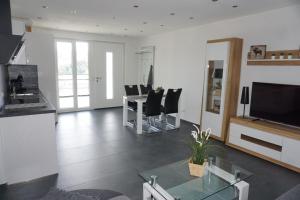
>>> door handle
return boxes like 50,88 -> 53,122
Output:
95,77 -> 102,83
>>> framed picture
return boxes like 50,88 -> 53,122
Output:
249,45 -> 267,59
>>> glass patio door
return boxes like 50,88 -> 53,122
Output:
56,40 -> 90,111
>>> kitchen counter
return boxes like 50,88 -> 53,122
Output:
0,101 -> 55,118
0,94 -> 56,118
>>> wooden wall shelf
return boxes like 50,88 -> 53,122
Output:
230,117 -> 300,141
247,49 -> 300,66
247,59 -> 300,66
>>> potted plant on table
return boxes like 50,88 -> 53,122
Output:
189,125 -> 211,177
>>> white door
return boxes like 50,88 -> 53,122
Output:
91,42 -> 124,109
201,42 -> 230,137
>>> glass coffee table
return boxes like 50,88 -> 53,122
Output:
139,157 -> 252,200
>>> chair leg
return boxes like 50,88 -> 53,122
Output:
152,117 -> 155,126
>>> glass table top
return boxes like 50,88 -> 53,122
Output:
139,157 -> 252,200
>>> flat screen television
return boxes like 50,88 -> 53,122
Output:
250,82 -> 300,128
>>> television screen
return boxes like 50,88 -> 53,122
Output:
250,82 -> 300,127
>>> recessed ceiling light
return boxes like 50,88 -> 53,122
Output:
70,10 -> 77,14
37,17 -> 43,20
232,5 -> 238,8
133,5 -> 139,8
170,13 -> 175,16
143,22 -> 148,25
160,24 -> 164,27
140,30 -> 143,32
189,17 -> 194,20
42,5 -> 48,9
212,0 -> 218,2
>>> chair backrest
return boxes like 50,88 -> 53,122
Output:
124,85 -> 139,96
163,88 -> 182,114
145,89 -> 164,117
140,84 -> 153,95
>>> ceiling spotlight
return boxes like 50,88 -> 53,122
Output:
232,5 -> 238,8
70,10 -> 77,14
212,0 -> 218,2
160,24 -> 164,27
189,17 -> 194,20
170,13 -> 175,16
143,22 -> 148,24
42,5 -> 48,9
133,5 -> 139,8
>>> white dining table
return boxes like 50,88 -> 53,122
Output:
123,95 -> 181,134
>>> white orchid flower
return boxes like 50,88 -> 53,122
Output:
193,124 -> 200,134
191,124 -> 201,141
205,128 -> 211,140
191,131 -> 198,140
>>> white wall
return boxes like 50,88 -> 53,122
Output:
25,27 -> 139,109
25,32 -> 57,108
139,5 -> 300,124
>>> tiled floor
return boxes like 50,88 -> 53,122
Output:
0,108 -> 299,200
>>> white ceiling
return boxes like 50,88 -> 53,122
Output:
10,0 -> 300,37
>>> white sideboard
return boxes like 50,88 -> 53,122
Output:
227,117 -> 300,173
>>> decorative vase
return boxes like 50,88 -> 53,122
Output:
188,160 -> 207,177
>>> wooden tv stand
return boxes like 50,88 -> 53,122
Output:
226,117 -> 300,173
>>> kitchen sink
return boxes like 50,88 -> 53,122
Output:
5,93 -> 47,110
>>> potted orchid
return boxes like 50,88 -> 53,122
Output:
189,124 -> 211,177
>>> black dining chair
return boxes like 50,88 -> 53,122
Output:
124,85 -> 139,111
140,84 -> 152,95
124,85 -> 139,96
160,88 -> 182,129
143,89 -> 164,128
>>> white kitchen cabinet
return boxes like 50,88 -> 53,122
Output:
0,113 -> 58,184
0,121 -> 7,185
11,19 -> 27,65
12,19 -> 26,35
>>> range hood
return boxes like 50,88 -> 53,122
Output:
0,0 -> 23,64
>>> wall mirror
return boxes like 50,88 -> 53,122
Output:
137,46 -> 155,86
205,60 -> 224,114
